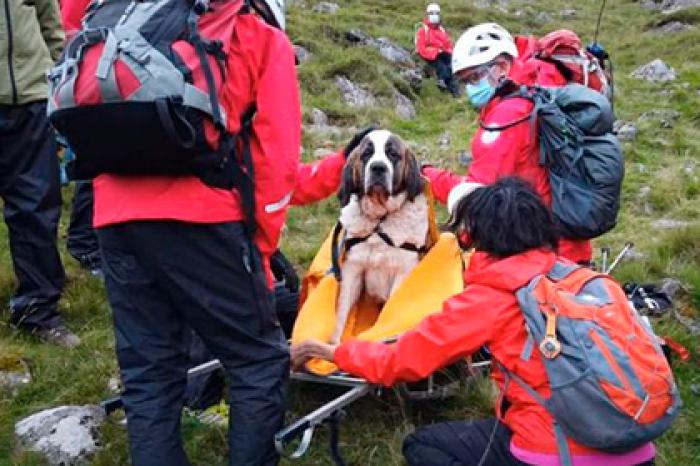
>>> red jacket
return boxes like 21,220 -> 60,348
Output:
423,59 -> 592,263
415,19 -> 453,61
91,11 -> 301,277
291,152 -> 345,206
60,0 -> 86,36
334,248 -> 600,456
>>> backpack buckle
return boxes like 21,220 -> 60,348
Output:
539,336 -> 562,359
540,309 -> 562,359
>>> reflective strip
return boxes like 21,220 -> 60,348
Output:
265,191 -> 293,214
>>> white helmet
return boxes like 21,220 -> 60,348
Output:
253,0 -> 286,30
426,3 -> 440,14
451,23 -> 518,74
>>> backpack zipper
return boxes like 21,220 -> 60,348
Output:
3,0 -> 18,104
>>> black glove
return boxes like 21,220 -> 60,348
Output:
343,126 -> 377,159
270,249 -> 300,292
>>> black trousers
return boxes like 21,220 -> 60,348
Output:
186,283 -> 300,410
98,221 -> 289,466
427,52 -> 454,85
403,418 -> 656,466
67,181 -> 99,263
0,102 -> 65,329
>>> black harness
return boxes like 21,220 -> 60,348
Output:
330,217 -> 428,282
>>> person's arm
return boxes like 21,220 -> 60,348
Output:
443,28 -> 454,54
291,151 -> 345,206
34,0 -> 64,60
416,26 -> 438,61
333,285 -> 500,386
422,165 -> 465,205
245,21 -> 301,261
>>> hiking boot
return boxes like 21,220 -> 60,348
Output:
436,79 -> 448,92
448,81 -> 461,98
35,325 -> 81,348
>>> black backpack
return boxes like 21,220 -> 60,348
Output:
483,83 -> 624,239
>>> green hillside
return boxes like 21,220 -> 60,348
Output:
1,0 -> 699,464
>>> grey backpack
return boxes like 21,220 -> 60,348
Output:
484,83 -> 624,240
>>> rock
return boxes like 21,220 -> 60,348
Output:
648,21 -> 695,34
310,107 -> 329,127
635,163 -> 648,173
613,121 -> 639,141
312,1 -> 339,14
640,0 -> 661,9
458,151 -> 473,167
438,131 -> 451,149
15,405 -> 105,466
660,0 -> 700,13
535,11 -> 553,24
473,0 -> 509,12
630,59 -> 677,82
638,186 -> 654,215
345,29 -> 373,44
684,160 -> 697,176
660,278 -> 684,298
393,90 -> 416,120
651,218 -> 691,230
373,37 -> 414,66
560,8 -> 577,16
335,76 -> 377,108
0,357 -> 31,394
638,109 -> 681,128
399,68 -> 424,92
313,148 -> 335,159
294,45 -> 312,64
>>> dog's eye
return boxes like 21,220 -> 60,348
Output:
386,146 -> 400,160
361,147 -> 373,161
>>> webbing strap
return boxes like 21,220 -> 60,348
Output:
498,362 -> 573,466
95,30 -> 119,80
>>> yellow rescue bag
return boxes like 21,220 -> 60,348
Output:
292,185 -> 466,375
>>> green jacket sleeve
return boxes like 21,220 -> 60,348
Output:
32,0 -> 64,62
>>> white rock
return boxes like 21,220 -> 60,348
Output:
393,90 -> 416,120
15,405 -> 105,466
312,1 -> 339,14
630,59 -> 677,82
560,8 -> 577,16
535,11 -> 553,23
651,218 -> 691,230
661,0 -> 700,13
648,21 -> 695,34
311,108 -> 329,127
335,76 -> 377,108
438,131 -> 451,149
294,45 -> 312,64
613,121 -> 639,141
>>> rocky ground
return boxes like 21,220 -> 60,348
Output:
1,0 -> 699,465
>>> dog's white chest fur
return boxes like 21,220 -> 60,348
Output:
340,193 -> 429,302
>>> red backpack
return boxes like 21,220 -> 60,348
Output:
501,261 -> 680,466
534,29 -> 612,98
47,0 -> 253,192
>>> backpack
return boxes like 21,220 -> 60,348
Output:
485,83 -> 624,239
535,29 -> 613,99
47,0 -> 253,193
500,261 -> 680,466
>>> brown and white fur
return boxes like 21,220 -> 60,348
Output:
331,130 -> 429,344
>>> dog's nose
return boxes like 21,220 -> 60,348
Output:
370,163 -> 388,176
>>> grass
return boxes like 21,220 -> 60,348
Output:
1,0 -> 700,464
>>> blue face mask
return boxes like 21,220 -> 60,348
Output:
465,76 -> 496,109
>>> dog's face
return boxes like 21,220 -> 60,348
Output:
339,130 -> 424,207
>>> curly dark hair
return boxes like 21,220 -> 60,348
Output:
447,177 -> 559,258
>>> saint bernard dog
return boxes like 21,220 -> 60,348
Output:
331,129 -> 430,344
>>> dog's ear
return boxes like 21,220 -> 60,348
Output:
338,150 -> 361,207
404,147 -> 425,201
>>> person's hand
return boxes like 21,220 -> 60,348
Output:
343,126 -> 377,159
291,339 -> 338,370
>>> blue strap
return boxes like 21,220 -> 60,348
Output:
553,422 -> 573,466
520,333 -> 534,361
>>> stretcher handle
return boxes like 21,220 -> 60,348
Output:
274,421 -> 315,459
